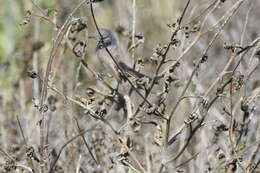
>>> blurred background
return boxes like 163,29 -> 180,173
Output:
0,0 -> 259,172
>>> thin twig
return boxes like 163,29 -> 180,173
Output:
74,117 -> 99,165
16,115 -> 28,146
175,152 -> 200,169
117,137 -> 147,173
184,0 -> 218,25
49,127 -> 97,173
0,148 -> 15,161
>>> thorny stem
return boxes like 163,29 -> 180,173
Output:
132,0 -> 192,119
166,0 -> 246,145
156,0 -> 247,172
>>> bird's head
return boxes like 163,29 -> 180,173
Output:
89,29 -> 117,50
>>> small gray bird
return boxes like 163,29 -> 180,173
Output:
95,29 -> 122,81
91,29 -> 149,82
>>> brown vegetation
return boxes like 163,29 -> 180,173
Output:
0,0 -> 259,172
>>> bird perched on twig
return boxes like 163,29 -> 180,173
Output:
90,28 -> 151,82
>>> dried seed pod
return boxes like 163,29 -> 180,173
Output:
192,23 -> 201,32
144,104 -> 165,118
169,61 -> 180,73
232,74 -> 244,90
130,120 -> 141,133
26,146 -> 40,163
73,41 -> 87,57
68,18 -> 87,41
154,124 -> 163,147
3,159 -> 17,172
240,100 -> 249,112
223,42 -> 235,52
39,104 -> 48,113
70,18 -> 87,33
225,159 -> 237,173
170,38 -> 180,48
200,55 -> 208,63
19,10 -> 32,26
86,88 -> 95,97
27,70 -> 37,79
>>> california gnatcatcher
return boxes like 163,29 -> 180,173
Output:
91,29 -> 151,82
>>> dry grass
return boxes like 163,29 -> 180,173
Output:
0,0 -> 259,172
